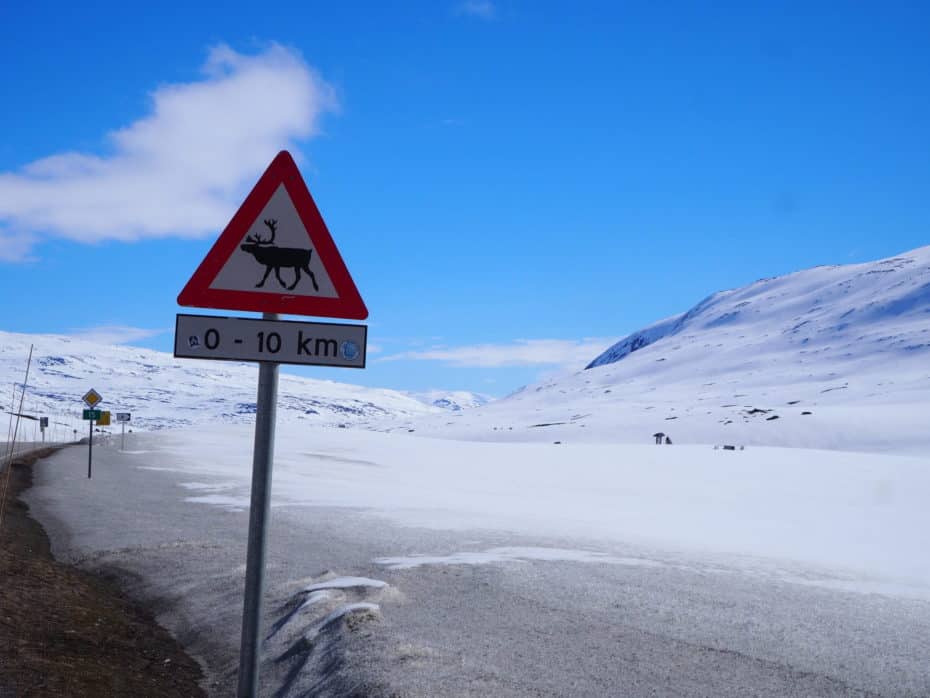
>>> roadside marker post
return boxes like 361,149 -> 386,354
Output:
176,151 -> 368,697
82,391 -> 103,479
116,412 -> 131,450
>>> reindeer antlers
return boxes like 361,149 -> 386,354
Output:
246,219 -> 278,245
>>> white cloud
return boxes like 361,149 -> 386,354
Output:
69,325 -> 168,345
0,228 -> 37,262
380,337 -> 618,368
0,43 -> 337,261
456,1 -> 496,20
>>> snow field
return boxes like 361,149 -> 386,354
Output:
137,423 -> 930,595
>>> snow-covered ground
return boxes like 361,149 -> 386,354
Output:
143,423 -> 930,596
26,431 -> 930,696
7,245 -> 930,593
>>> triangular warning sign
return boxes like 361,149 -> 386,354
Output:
178,151 -> 368,320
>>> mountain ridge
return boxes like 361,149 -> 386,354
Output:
413,245 -> 930,453
0,331 -> 485,435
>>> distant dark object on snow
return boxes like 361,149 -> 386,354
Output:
553,441 -> 561,445
715,444 -> 745,451
665,436 -> 672,445
766,415 -> 780,421
652,431 -> 666,445
801,411 -> 813,415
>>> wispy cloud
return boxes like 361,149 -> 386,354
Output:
380,337 -> 617,368
0,43 -> 337,262
69,325 -> 168,345
455,1 -> 496,20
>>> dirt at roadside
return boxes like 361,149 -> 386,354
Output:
0,452 -> 206,697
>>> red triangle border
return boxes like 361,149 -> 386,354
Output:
177,151 -> 368,320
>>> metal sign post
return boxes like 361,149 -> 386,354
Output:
116,412 -> 131,450
175,151 -> 369,697
237,313 -> 279,697
87,417 -> 93,478
82,390 -> 103,480
82,406 -> 102,478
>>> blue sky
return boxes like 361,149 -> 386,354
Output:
1,1 -> 928,396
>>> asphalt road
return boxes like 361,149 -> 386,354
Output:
24,437 -> 930,697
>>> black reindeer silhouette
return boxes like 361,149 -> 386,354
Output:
240,219 -> 320,291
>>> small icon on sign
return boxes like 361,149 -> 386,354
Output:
188,335 -> 201,349
341,340 -> 360,361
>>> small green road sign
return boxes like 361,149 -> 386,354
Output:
82,409 -> 102,420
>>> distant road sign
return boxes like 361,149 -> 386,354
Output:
82,389 -> 102,408
39,417 -> 48,428
116,412 -> 131,423
177,151 -> 368,320
82,409 -> 102,420
174,314 -> 366,368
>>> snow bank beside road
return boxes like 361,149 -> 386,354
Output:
144,425 -> 930,593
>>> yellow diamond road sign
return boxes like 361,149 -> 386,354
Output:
82,389 -> 102,408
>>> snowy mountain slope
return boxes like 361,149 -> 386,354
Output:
587,249 -> 930,371
407,390 -> 492,411
414,246 -> 930,453
0,331 -> 441,435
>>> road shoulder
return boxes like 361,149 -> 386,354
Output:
0,452 -> 205,697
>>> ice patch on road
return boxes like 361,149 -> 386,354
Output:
264,572 -> 388,696
303,576 -> 389,592
179,481 -> 237,491
184,493 -> 249,511
267,590 -> 334,640
375,546 -> 665,570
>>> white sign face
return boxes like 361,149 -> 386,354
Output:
208,185 -> 339,298
82,388 -> 102,408
116,413 -> 131,423
174,314 -> 367,368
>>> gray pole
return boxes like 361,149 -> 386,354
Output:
121,422 -> 125,451
87,418 -> 93,479
237,312 -> 280,697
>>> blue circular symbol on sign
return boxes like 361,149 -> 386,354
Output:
341,340 -> 360,361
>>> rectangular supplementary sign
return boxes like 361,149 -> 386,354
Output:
116,413 -> 131,422
82,409 -> 101,420
174,314 -> 367,368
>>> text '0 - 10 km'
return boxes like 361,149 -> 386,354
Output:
173,314 -> 367,368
